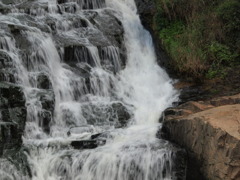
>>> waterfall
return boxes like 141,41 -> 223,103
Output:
0,0 -> 182,179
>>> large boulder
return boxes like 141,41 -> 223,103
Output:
162,94 -> 240,180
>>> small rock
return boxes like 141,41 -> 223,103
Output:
71,140 -> 106,149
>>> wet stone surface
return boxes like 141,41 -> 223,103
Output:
0,0 -> 186,179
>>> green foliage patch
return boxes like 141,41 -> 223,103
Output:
154,0 -> 240,81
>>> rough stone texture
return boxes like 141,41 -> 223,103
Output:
0,44 -> 29,176
81,102 -> 132,128
162,94 -> 240,180
0,83 -> 27,147
0,82 -> 29,176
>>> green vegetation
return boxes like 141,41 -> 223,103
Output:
154,0 -> 240,81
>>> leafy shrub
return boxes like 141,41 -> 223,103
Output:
154,0 -> 240,81
208,42 -> 237,65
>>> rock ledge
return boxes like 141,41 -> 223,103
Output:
163,94 -> 240,180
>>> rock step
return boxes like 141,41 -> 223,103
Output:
0,69 -> 17,83
57,0 -> 106,10
71,139 -> 106,149
162,94 -> 240,180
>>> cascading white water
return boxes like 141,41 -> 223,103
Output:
0,0 -> 181,179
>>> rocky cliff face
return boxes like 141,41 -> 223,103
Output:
0,0 -> 188,179
0,55 -> 30,176
0,0 -> 127,177
162,94 -> 240,180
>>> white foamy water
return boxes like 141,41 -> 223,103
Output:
0,0 -> 180,179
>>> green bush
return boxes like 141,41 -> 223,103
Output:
154,0 -> 240,81
208,42 -> 237,65
216,0 -> 240,50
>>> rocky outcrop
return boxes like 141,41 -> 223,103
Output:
0,84 -> 26,156
162,94 -> 240,180
0,34 -> 30,177
0,82 -> 30,176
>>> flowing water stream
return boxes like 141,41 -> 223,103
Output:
0,0 -> 182,179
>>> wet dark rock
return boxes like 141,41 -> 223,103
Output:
14,1 -> 50,16
0,83 -> 27,172
71,140 -> 97,149
0,14 -> 50,34
71,140 -> 106,149
64,44 -> 124,74
57,0 -> 106,10
64,45 -> 97,67
37,73 -> 52,90
0,123 -> 19,154
57,0 -> 66,4
163,108 -> 180,117
54,33 -> 89,48
38,90 -> 55,113
1,0 -> 22,5
0,79 -> 30,178
83,28 -> 111,47
16,14 -> 51,33
4,86 -> 25,107
8,27 -> 32,53
9,108 -> 27,130
75,63 -> 92,78
0,69 -> 16,83
91,10 -> 126,66
81,102 -> 131,128
179,85 -> 208,104
0,96 -> 8,109
52,9 -> 126,71
92,9 -> 124,47
8,24 -> 29,35
0,50 -> 14,69
58,2 -> 78,14
155,131 -> 187,180
111,103 -> 131,128
56,9 -> 125,48
98,46 -> 124,73
91,133 -> 102,139
5,147 -> 32,177
0,82 -> 25,108
0,146 -> 32,178
0,3 -> 11,14
24,89 -> 55,132
39,110 -> 52,134
171,147 -> 187,180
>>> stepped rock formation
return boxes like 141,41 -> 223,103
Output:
163,94 -> 240,180
0,0 -> 187,179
